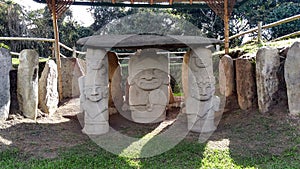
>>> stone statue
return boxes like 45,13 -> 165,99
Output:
186,47 -> 220,133
79,48 -> 109,135
128,49 -> 169,123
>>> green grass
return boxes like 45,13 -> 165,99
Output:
213,37 -> 300,57
173,92 -> 183,96
1,137 -> 299,169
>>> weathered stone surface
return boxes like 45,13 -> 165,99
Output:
0,48 -> 12,121
61,58 -> 86,98
235,58 -> 257,110
256,47 -> 280,113
107,51 -> 123,110
128,49 -> 169,123
17,50 -> 39,119
182,51 -> 190,99
9,70 -> 19,114
38,60 -> 58,115
80,48 -> 109,135
186,47 -> 220,133
285,42 -> 300,115
219,55 -> 235,97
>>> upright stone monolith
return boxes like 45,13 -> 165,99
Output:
107,51 -> 123,110
256,47 -> 280,113
235,57 -> 257,110
38,60 -> 58,115
0,48 -> 12,121
128,49 -> 169,123
17,50 -> 39,119
285,42 -> 300,115
186,47 -> 220,133
219,54 -> 235,97
61,57 -> 86,98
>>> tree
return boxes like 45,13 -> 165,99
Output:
89,6 -> 130,32
172,8 -> 224,39
99,8 -> 203,36
0,0 -> 28,52
233,0 -> 300,40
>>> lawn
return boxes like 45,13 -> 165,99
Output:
1,101 -> 299,169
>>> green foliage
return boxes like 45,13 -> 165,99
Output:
172,8 -> 224,38
98,9 -> 203,36
90,6 -> 130,32
0,42 -> 10,49
266,2 -> 300,39
234,0 -> 300,41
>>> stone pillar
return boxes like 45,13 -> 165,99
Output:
17,50 -> 39,119
61,58 -> 86,98
0,48 -> 12,121
285,42 -> 300,115
79,48 -> 109,135
186,47 -> 220,133
182,51 -> 191,99
235,58 -> 257,110
107,51 -> 123,109
128,49 -> 169,123
219,55 -> 235,97
256,47 -> 280,113
38,60 -> 59,115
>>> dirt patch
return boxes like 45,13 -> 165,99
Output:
1,98 -> 299,160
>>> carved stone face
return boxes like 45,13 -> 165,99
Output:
196,81 -> 215,101
191,55 -> 206,68
133,69 -> 165,90
84,86 -> 108,102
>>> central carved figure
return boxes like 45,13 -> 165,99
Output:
128,49 -> 169,123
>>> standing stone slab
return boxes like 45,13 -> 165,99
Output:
61,58 -> 86,98
38,60 -> 58,115
285,42 -> 300,115
17,50 -> 39,119
256,47 -> 280,113
219,55 -> 235,97
128,49 -> 169,123
186,47 -> 220,133
107,51 -> 123,110
0,48 -> 12,121
182,51 -> 190,99
235,58 -> 257,110
79,48 -> 109,135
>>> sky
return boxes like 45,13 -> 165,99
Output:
14,0 -> 94,26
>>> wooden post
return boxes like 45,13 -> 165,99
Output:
258,21 -> 262,44
51,0 -> 63,101
224,0 -> 229,54
72,46 -> 77,58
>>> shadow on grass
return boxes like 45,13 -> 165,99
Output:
1,105 -> 299,169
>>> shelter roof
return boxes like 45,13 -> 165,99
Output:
77,34 -> 222,49
33,0 -> 248,9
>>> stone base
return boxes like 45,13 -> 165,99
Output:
82,122 -> 109,135
131,106 -> 166,123
187,115 -> 216,133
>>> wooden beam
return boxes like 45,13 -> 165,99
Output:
229,14 -> 300,40
51,0 -> 63,102
224,0 -> 229,54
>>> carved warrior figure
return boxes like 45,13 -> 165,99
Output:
79,49 -> 109,135
128,49 -> 169,123
186,48 -> 220,133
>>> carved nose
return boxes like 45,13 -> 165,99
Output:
91,88 -> 98,95
200,88 -> 207,96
